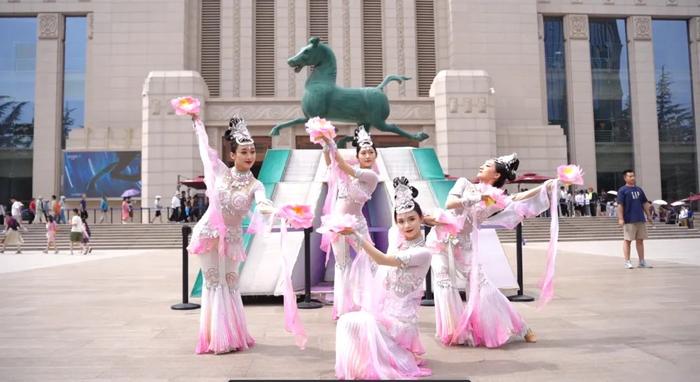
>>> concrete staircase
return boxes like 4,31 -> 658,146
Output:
3,216 -> 697,251
495,216 -> 700,243
0,223 -> 186,251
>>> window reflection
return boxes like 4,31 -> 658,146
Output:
0,17 -> 36,201
62,16 -> 86,149
653,20 -> 697,202
590,19 -> 634,193
544,17 -> 569,150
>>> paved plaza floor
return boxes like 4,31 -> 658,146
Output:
0,239 -> 699,381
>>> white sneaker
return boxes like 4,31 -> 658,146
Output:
638,260 -> 652,268
625,260 -> 634,269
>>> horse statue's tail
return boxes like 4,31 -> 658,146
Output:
376,75 -> 411,92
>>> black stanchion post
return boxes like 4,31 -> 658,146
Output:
298,227 -> 323,309
421,225 -> 435,306
172,225 -> 200,310
507,222 -> 534,302
110,207 -> 113,224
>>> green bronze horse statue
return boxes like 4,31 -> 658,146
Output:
269,37 -> 429,146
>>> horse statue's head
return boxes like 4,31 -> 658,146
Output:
287,36 -> 331,73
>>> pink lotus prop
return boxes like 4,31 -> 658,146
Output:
277,204 -> 314,229
170,96 -> 201,117
479,183 -> 507,209
317,214 -> 359,234
305,116 -> 337,144
557,164 -> 584,186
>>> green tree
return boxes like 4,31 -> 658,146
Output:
656,66 -> 694,143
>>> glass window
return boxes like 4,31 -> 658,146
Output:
62,16 -> 87,149
0,17 -> 36,202
589,19 -> 634,193
544,17 -> 569,147
653,20 -> 697,202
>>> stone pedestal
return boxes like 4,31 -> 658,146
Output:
430,70 -> 497,178
141,71 -> 208,223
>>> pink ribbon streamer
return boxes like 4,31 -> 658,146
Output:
278,218 -> 308,349
320,145 -> 342,262
537,180 -> 559,309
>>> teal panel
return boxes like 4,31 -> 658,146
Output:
429,179 -> 457,208
257,149 -> 290,184
190,269 -> 203,298
412,148 -> 445,180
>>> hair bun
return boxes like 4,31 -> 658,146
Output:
392,176 -> 419,198
223,128 -> 234,142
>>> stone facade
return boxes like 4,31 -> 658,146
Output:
2,0 -> 700,202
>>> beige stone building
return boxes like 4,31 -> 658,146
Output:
1,0 -> 698,208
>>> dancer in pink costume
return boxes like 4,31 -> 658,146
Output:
335,177 -> 432,380
188,116 -> 274,354
319,126 -> 380,319
427,153 -> 556,348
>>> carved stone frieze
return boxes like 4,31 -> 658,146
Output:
38,13 -> 60,39
631,16 -> 652,41
205,99 -> 434,125
564,14 -> 588,40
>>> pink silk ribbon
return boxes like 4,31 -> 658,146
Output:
278,219 -> 308,349
320,145 -> 340,262
537,180 -> 559,309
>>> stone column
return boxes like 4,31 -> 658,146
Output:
563,14 -> 598,190
141,71 -> 208,223
32,13 -> 65,198
689,17 -> 700,194
430,70 -> 497,178
626,16 -> 662,199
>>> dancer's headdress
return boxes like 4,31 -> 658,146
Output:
494,153 -> 519,179
226,115 -> 254,146
393,176 -> 418,214
354,126 -> 373,148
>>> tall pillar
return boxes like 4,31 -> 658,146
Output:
563,14 -> 597,190
141,71 -> 208,223
430,70 -> 497,178
626,16 -> 661,200
689,17 -> 700,194
32,13 -> 65,198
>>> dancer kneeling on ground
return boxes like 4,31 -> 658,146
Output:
428,153 -> 556,348
335,177 -> 432,380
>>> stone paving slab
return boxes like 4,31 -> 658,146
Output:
0,244 -> 699,381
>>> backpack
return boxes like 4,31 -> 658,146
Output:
7,217 -> 19,231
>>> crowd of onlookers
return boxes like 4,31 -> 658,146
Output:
0,194 -> 93,254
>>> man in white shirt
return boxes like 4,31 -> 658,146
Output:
70,208 -> 86,255
170,192 -> 180,222
10,197 -> 26,231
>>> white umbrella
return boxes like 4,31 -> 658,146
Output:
652,199 -> 667,206
607,190 -> 617,196
671,201 -> 685,206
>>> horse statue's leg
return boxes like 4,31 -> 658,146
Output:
269,117 -> 308,136
373,120 -> 429,142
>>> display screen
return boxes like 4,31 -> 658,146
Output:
63,151 -> 141,198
